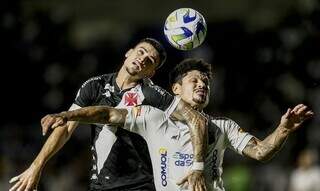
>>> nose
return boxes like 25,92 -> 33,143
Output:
197,80 -> 206,89
137,54 -> 148,63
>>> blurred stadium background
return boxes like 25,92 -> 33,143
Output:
1,0 -> 320,190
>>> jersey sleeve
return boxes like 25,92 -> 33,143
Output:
74,78 -> 99,107
141,84 -> 174,111
221,119 -> 253,155
123,106 -> 168,138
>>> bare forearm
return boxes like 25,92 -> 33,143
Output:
33,122 -> 77,168
243,125 -> 290,161
58,106 -> 127,125
173,101 -> 207,162
259,125 -> 289,160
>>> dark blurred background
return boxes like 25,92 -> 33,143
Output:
1,0 -> 320,190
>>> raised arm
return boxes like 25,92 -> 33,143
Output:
243,104 -> 314,162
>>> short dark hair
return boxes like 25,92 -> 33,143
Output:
169,58 -> 213,86
138,38 -> 167,69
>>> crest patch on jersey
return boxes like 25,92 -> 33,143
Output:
125,92 -> 138,106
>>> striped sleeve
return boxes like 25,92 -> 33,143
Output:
215,118 -> 253,155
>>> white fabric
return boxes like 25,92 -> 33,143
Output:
289,167 -> 320,191
124,102 -> 253,191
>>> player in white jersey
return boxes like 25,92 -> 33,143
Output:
41,58 -> 314,191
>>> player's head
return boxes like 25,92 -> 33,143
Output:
169,58 -> 212,110
123,38 -> 167,79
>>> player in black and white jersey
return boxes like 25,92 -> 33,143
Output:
9,39 -> 208,191
41,58 -> 314,191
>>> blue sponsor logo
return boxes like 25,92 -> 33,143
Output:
173,152 -> 193,167
159,148 -> 168,187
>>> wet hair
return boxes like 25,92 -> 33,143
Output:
137,38 -> 167,69
169,58 -> 212,87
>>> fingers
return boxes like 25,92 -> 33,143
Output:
41,115 -> 54,136
190,183 -> 195,191
289,104 -> 315,118
51,118 -> 65,129
25,179 -> 36,191
41,114 -> 66,136
196,183 -> 203,191
9,180 -> 23,191
187,179 -> 194,191
16,180 -> 27,191
296,105 -> 308,115
195,179 -> 206,191
290,104 -> 305,114
306,111 -> 315,117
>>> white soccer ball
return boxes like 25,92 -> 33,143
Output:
164,8 -> 207,50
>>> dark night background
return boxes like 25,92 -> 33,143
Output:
1,0 -> 320,190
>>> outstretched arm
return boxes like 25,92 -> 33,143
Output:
41,106 -> 128,133
243,104 -> 314,162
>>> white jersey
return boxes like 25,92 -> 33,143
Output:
124,98 -> 253,191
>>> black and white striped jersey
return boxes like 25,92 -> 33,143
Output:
74,73 -> 174,191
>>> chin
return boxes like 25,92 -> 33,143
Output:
126,67 -> 138,76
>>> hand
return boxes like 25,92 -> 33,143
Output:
177,170 -> 207,191
41,114 -> 67,136
280,104 -> 314,133
9,164 -> 42,191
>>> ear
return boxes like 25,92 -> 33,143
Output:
125,49 -> 133,58
172,83 -> 182,95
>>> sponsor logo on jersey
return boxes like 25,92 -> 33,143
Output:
150,85 -> 168,96
173,152 -> 193,167
159,147 -> 168,187
81,76 -> 102,88
211,149 -> 219,179
125,92 -> 138,106
102,83 -> 115,98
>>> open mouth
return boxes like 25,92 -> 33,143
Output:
132,60 -> 142,71
195,89 -> 207,97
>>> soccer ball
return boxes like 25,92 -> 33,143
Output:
164,8 -> 207,50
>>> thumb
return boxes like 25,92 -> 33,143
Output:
176,174 -> 189,186
9,174 -> 21,183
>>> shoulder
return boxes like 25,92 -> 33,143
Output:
208,116 -> 240,131
140,105 -> 165,117
81,73 -> 115,88
141,80 -> 170,96
209,116 -> 235,126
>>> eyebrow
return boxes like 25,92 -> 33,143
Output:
140,47 -> 156,63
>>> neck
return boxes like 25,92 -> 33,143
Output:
192,105 -> 203,112
116,66 -> 140,90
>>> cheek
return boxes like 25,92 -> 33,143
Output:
181,86 -> 193,97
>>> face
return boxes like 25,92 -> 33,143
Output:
123,42 -> 160,78
173,70 -> 210,110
